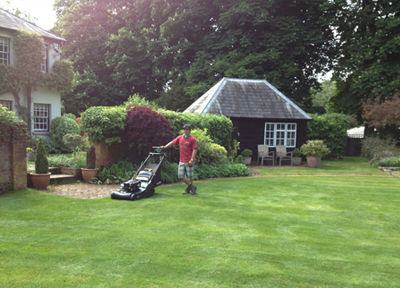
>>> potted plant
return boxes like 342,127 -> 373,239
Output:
81,146 -> 99,182
292,148 -> 302,165
30,138 -> 51,190
241,148 -> 253,165
300,140 -> 330,168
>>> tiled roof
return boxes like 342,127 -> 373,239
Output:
184,78 -> 311,120
0,8 -> 65,42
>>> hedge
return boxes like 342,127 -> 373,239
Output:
307,113 -> 350,158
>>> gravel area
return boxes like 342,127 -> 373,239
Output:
47,183 -> 120,199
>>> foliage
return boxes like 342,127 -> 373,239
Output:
300,140 -> 330,158
378,157 -> 400,168
86,146 -> 96,169
123,106 -> 173,163
55,0 -> 336,112
160,160 -> 250,184
190,129 -> 227,165
62,134 -> 85,159
160,160 -> 180,184
0,104 -> 26,140
361,136 -> 399,162
241,149 -> 253,157
94,160 -> 136,184
292,148 -> 302,157
158,109 -> 233,151
331,0 -> 400,119
81,106 -> 126,144
123,94 -> 160,111
362,94 -> 400,141
194,163 -> 250,180
35,138 -> 48,174
50,116 -> 80,153
307,113 -> 350,158
43,60 -> 74,94
310,80 -> 337,113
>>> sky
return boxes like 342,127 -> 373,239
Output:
0,0 -> 57,30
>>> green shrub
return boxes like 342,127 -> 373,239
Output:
123,94 -> 160,110
190,128 -> 227,164
50,116 -> 80,152
160,161 -> 250,184
158,109 -> 233,151
378,157 -> 400,167
161,160 -> 180,184
81,106 -> 126,144
35,138 -> 48,174
94,160 -> 136,184
300,140 -> 330,158
0,104 -> 26,140
63,113 -> 76,121
241,148 -> 253,157
63,133 -> 85,159
307,113 -> 350,158
292,148 -> 302,157
361,136 -> 398,160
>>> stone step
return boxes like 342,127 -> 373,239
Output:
50,174 -> 80,184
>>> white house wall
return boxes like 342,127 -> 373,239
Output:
31,87 -> 62,133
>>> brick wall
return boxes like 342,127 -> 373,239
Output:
0,124 -> 27,194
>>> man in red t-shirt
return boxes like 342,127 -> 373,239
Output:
161,124 -> 198,195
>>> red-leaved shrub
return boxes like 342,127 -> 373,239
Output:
123,105 -> 173,162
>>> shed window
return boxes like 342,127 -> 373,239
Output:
33,104 -> 50,132
0,100 -> 12,111
0,37 -> 10,65
264,122 -> 297,148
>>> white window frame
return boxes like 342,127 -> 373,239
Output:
264,122 -> 297,148
0,37 -> 10,65
33,103 -> 50,132
0,100 -> 12,111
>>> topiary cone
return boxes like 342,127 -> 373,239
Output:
35,138 -> 49,174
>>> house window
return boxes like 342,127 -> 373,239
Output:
264,122 -> 297,148
0,100 -> 12,110
33,104 -> 50,132
0,37 -> 10,65
41,45 -> 48,72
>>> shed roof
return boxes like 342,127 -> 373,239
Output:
184,78 -> 311,120
0,8 -> 65,42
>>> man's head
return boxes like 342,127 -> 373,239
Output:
183,124 -> 191,137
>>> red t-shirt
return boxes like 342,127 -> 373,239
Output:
172,135 -> 198,163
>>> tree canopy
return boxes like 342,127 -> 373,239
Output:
54,0 -> 336,113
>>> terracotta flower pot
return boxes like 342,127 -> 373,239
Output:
30,173 -> 51,190
306,156 -> 321,168
81,168 -> 99,182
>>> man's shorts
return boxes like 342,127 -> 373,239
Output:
178,162 -> 194,179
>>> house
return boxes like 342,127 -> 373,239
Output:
0,8 -> 65,136
184,77 -> 312,157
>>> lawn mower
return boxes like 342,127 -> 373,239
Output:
111,146 -> 165,201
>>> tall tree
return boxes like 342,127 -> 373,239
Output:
55,0 -> 336,112
331,0 -> 400,119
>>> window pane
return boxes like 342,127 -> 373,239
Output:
33,104 -> 50,132
0,37 -> 10,65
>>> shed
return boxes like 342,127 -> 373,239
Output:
184,78 -> 312,157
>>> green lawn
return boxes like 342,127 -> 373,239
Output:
254,156 -> 385,176
1,157 -> 400,287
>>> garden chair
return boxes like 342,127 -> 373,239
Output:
276,145 -> 293,166
257,145 -> 275,166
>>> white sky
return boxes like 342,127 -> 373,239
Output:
0,0 -> 57,30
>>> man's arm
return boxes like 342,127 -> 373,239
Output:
161,139 -> 175,149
